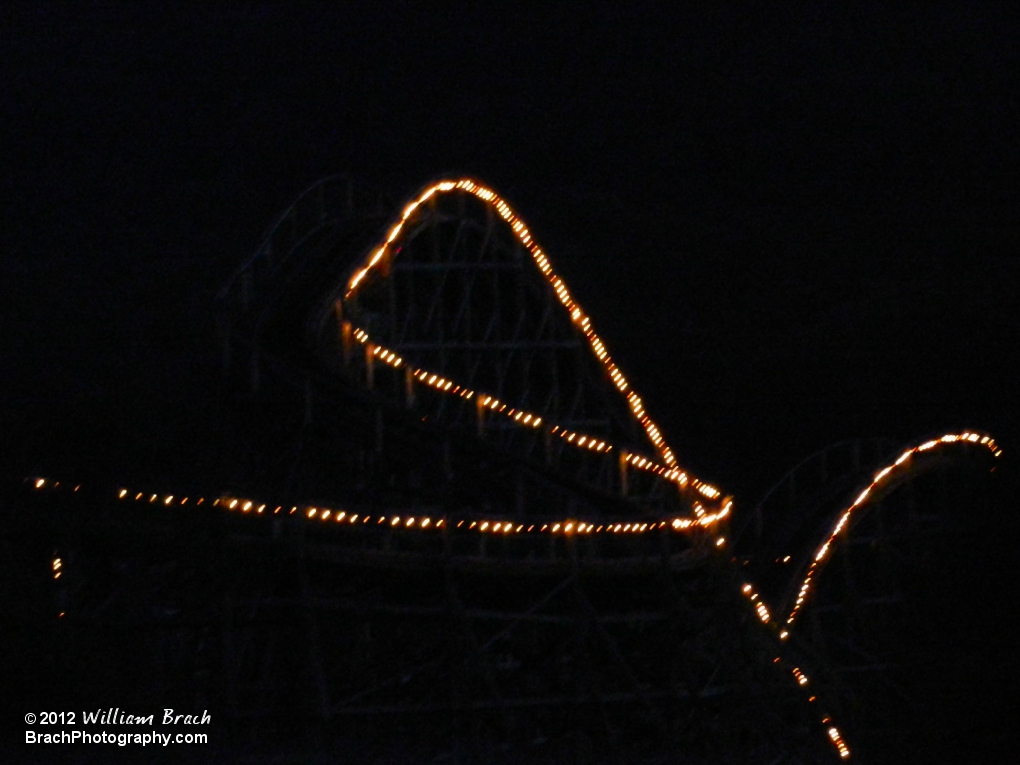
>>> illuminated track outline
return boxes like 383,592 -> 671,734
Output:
351,327 -> 721,506
341,178 -> 724,508
735,431 -> 1001,760
38,177 -> 1006,759
783,431 -> 1001,628
735,432 -> 1001,631
237,182 -> 1001,759
29,442 -> 998,761
28,478 -> 732,536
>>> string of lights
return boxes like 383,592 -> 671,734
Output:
332,179 -> 1002,761
31,163 -> 1003,759
765,643 -> 854,759
735,431 -> 1000,760
783,432 -> 1001,627
30,473 -> 850,757
341,179 -> 723,504
32,474 -> 846,755
740,582 -> 773,625
353,327 -> 723,501
764,652 -> 849,759
742,583 -> 849,756
27,477 -> 731,536
29,429 -> 997,764
27,444 -> 997,761
827,725 -> 851,760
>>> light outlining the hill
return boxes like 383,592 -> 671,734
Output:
785,432 -> 1001,627
343,178 -> 723,504
733,431 -> 999,761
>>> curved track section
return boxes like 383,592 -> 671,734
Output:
782,432 -> 1001,628
29,174 -> 998,763
733,438 -> 896,608
218,177 -> 727,523
14,474 -> 833,765
734,431 -> 1002,761
322,179 -> 725,513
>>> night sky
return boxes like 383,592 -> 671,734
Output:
3,5 -> 1017,532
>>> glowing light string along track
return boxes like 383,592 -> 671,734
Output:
29,479 -> 732,536
740,582 -> 772,625
736,431 -> 999,760
343,179 -> 723,505
766,649 -> 849,759
828,726 -> 851,760
353,328 -> 719,498
786,432 -> 1002,627
32,475 -> 833,752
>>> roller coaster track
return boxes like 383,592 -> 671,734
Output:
733,432 -> 1001,632
216,176 -> 1006,761
11,177 -> 1004,763
219,177 -> 729,521
734,431 -> 1001,760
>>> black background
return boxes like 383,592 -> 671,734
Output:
2,3 -> 1018,760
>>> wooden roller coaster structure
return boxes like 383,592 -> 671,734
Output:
4,176 -> 1004,764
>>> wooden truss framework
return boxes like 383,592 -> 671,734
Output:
322,187 -> 669,502
210,176 -> 1005,761
219,177 -> 693,517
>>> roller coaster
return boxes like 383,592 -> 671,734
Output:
5,176 -> 1004,763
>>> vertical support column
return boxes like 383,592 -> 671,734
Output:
405,367 -> 416,409
364,344 -> 375,390
618,451 -> 629,498
476,396 -> 486,438
340,316 -> 353,369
